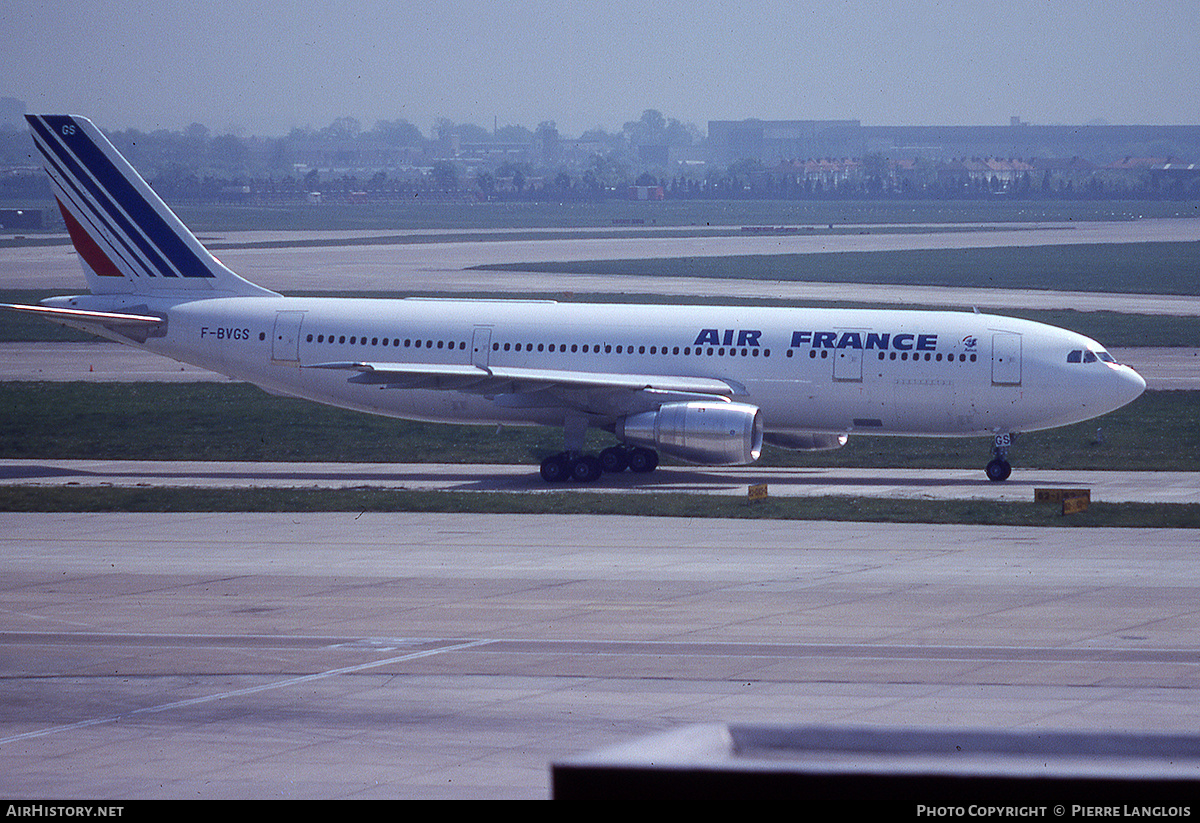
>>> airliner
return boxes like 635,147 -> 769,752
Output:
4,115 -> 1147,483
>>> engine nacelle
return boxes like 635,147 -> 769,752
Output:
762,432 -> 849,451
616,402 -> 763,465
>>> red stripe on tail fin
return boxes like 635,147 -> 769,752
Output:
57,197 -> 125,278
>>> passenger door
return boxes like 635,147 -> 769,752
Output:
992,332 -> 1022,385
271,311 -> 305,366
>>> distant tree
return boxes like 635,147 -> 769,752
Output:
321,117 -> 362,141
624,109 -> 666,145
431,161 -> 458,190
453,122 -> 491,143
495,124 -> 533,143
373,119 -> 424,146
584,154 -> 630,192
497,160 -> 532,195
664,118 -> 700,146
184,122 -> 210,146
579,126 -> 614,143
578,126 -> 623,155
209,134 -> 248,174
863,152 -> 887,194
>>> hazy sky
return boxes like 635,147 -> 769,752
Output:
4,0 -> 1198,137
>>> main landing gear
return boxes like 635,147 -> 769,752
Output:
985,432 -> 1013,482
539,445 -> 659,483
540,414 -> 658,484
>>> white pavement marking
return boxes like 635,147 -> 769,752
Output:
0,637 -> 495,748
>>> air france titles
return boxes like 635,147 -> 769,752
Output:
692,329 -> 941,352
694,329 -> 763,347
790,330 -> 938,352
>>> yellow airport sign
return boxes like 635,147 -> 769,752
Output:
1035,488 -> 1091,515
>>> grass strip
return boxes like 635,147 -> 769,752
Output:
1,485 -> 1197,527
1,384 -> 1194,472
473,242 -> 1200,297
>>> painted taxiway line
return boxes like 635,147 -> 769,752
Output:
0,637 -> 495,748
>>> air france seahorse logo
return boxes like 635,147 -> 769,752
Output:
962,335 -> 978,351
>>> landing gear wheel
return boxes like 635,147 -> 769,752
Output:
599,446 -> 630,473
985,458 -> 1012,482
540,453 -> 571,482
571,455 -> 603,483
627,447 -> 659,474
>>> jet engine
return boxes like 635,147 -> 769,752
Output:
616,401 -> 763,465
762,432 -> 849,451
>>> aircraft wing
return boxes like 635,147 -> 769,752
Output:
306,360 -> 743,415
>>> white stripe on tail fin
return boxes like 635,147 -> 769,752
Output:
26,115 -> 276,297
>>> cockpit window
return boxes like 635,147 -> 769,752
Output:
1068,348 -> 1116,364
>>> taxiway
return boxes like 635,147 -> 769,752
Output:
5,221 -> 1200,316
2,459 -> 1198,504
1,512 -> 1196,798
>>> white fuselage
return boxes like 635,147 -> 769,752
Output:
65,292 -> 1147,440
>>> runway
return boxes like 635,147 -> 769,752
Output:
0,512 -> 1197,798
2,459 -> 1198,504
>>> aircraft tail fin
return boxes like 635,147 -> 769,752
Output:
25,115 -> 276,297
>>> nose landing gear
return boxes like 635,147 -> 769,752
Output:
986,433 -> 1013,482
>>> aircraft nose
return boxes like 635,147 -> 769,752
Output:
1110,363 -> 1147,407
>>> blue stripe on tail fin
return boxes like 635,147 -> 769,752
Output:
26,115 -> 277,297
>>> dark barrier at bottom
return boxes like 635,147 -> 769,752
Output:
552,725 -> 1200,809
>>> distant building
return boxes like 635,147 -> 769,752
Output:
708,120 -> 862,166
628,185 -> 664,201
710,120 -> 1200,166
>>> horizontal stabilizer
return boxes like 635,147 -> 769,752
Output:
0,302 -> 164,326
1,301 -> 167,343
